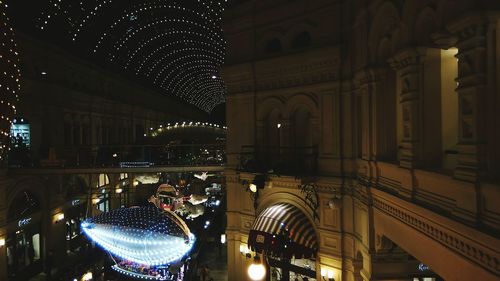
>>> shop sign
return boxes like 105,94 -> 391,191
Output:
256,234 -> 265,243
18,217 -> 32,227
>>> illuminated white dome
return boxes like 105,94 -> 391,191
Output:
82,206 -> 195,266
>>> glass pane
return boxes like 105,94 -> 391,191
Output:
32,233 -> 40,260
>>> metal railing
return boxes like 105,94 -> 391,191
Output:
7,143 -> 225,168
238,145 -> 318,176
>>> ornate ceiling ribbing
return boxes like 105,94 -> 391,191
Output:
36,0 -> 226,112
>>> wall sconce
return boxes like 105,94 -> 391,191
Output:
115,188 -> 123,194
240,244 -> 251,258
0,238 -> 5,247
248,174 -> 266,193
54,213 -> 65,223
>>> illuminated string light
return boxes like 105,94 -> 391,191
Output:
0,1 -> 21,160
81,206 -> 195,266
37,0 -> 227,112
146,121 -> 227,137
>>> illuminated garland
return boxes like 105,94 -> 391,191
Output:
0,1 -> 20,161
37,0 -> 227,112
146,121 -> 227,137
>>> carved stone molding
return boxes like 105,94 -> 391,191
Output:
373,193 -> 500,277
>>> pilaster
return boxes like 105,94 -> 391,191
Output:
388,48 -> 427,169
448,15 -> 491,182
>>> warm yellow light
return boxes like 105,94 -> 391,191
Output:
328,270 -> 334,279
249,184 -> 257,193
115,188 -> 123,194
92,198 -> 100,204
248,262 -> 266,280
239,244 -> 245,253
133,180 -> 139,186
321,268 -> 326,277
220,234 -> 226,244
82,272 -> 93,281
0,238 -> 5,246
55,213 -> 64,222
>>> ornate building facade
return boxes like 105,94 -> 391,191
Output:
223,0 -> 500,280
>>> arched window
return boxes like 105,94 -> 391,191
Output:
291,31 -> 312,49
265,38 -> 282,53
97,174 -> 109,187
292,107 -> 312,147
265,109 -> 281,147
7,190 -> 40,222
65,176 -> 87,199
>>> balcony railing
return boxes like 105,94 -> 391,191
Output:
7,144 -> 225,168
238,145 -> 318,176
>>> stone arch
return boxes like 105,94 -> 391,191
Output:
284,21 -> 316,49
256,96 -> 286,122
414,7 -> 438,46
353,251 -> 364,281
368,1 -> 401,64
284,93 -> 318,119
258,28 -> 285,54
285,94 -> 319,148
6,177 -> 47,223
390,26 -> 409,54
64,174 -> 88,200
291,106 -> 313,147
400,0 -> 427,38
257,190 -> 320,243
96,173 -> 110,188
377,36 -> 393,62
436,0 -> 471,27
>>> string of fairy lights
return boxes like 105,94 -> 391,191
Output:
146,121 -> 227,137
0,0 -> 21,161
35,0 -> 227,112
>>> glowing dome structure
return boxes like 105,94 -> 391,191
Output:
82,206 -> 195,276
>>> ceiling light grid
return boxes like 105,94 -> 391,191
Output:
37,0 -> 226,112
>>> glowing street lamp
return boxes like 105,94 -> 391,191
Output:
247,256 -> 266,281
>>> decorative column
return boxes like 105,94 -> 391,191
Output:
389,48 -> 427,169
448,16 -> 490,182
354,68 -> 396,162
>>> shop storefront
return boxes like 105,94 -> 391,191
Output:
6,213 -> 43,281
65,199 -> 87,252
247,203 -> 318,281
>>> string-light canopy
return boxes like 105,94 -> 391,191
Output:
81,206 -> 195,266
35,0 -> 226,112
0,0 -> 20,161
